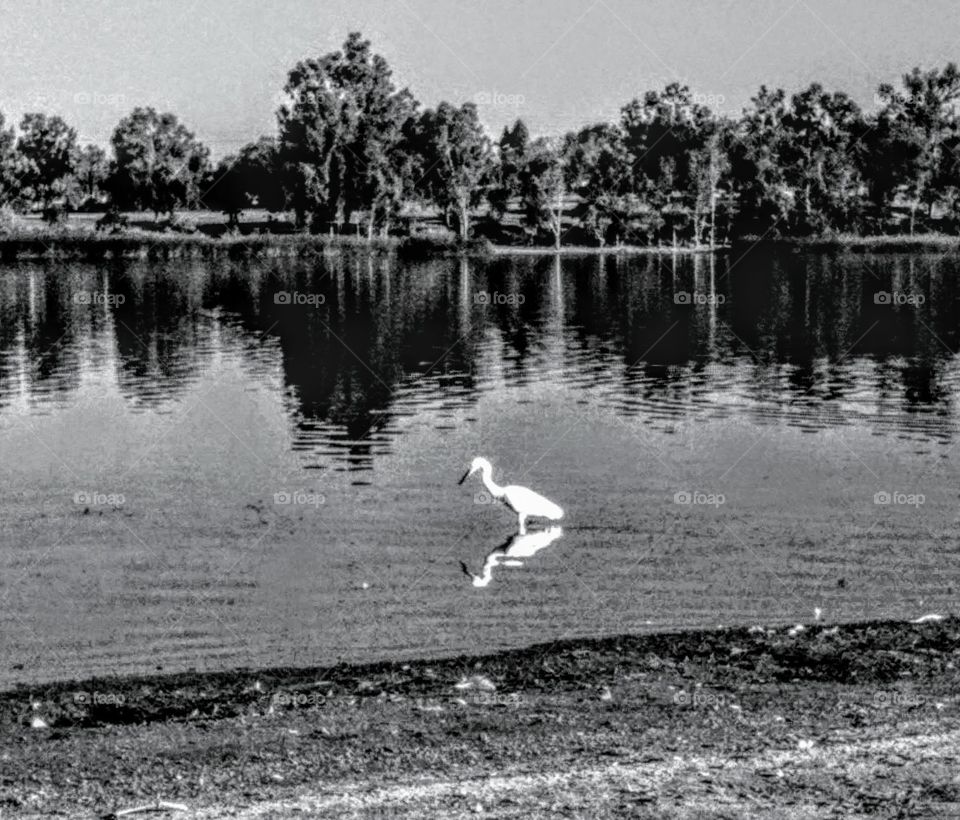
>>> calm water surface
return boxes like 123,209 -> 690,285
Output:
1,249 -> 959,685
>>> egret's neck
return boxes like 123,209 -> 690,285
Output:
480,466 -> 504,498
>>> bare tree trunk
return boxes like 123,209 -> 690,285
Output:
710,189 -> 717,249
367,208 -> 375,242
460,203 -> 469,241
554,186 -> 563,250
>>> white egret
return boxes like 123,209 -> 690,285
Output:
460,526 -> 564,587
458,456 -> 564,534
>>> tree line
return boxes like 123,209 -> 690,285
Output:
1,32 -> 959,246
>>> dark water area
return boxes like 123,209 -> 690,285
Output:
1,249 -> 959,686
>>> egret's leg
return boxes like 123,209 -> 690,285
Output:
518,513 -> 527,535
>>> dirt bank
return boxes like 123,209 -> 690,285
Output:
2,616 -> 958,818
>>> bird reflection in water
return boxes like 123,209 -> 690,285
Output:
460,526 -> 564,587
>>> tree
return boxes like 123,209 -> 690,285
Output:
0,112 -> 20,208
107,107 -> 210,218
235,137 -> 285,211
867,64 -> 960,233
488,118 -> 529,218
202,156 -> 246,230
74,144 -> 109,206
620,83 -> 715,245
519,137 -> 568,248
728,86 -> 792,236
689,122 -> 733,246
777,84 -> 868,234
278,31 -> 417,237
935,128 -> 960,224
362,87 -> 419,238
202,137 -> 285,228
564,122 -> 632,246
16,113 -> 78,219
415,101 -> 493,240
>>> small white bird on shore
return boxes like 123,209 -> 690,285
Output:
458,456 -> 564,534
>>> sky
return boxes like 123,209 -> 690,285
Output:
1,0 -> 958,158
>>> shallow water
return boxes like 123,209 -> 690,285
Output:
1,249 -> 959,686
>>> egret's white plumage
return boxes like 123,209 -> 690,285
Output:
460,526 -> 564,587
458,456 -> 564,534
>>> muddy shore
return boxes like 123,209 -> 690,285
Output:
2,616 -> 959,818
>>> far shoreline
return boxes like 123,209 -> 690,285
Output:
0,227 -> 958,262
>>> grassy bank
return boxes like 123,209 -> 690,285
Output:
489,243 -> 724,256
0,229 -> 504,261
2,616 -> 958,818
3,217 -> 960,262
0,230 -> 403,261
743,233 -> 960,253
0,231 -> 725,261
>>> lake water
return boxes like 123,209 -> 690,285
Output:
1,249 -> 959,686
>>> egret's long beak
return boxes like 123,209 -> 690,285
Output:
457,469 -> 471,485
